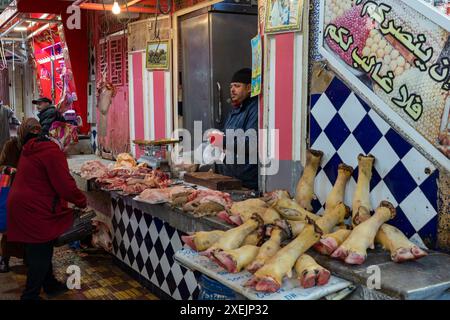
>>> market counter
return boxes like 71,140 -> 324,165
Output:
68,156 -> 450,300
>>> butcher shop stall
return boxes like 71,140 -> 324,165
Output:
11,0 -> 448,300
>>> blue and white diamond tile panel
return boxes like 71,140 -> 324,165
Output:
310,77 -> 439,249
111,195 -> 201,300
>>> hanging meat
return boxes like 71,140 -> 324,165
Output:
331,201 -> 396,264
212,245 -> 260,273
295,254 -> 331,288
295,149 -> 323,211
375,224 -> 427,263
97,81 -> 117,147
352,154 -> 375,226
325,163 -> 353,211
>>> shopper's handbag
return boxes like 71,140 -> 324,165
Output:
54,208 -> 96,247
0,167 -> 14,233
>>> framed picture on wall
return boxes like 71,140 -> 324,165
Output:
146,40 -> 170,70
265,0 -> 304,34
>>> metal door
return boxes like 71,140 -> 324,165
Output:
180,12 -> 212,142
210,12 -> 258,129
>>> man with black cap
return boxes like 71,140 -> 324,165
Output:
32,97 -> 66,136
209,68 -> 259,190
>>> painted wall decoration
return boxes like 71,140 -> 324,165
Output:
251,35 -> 262,97
310,76 -> 439,249
265,0 -> 304,34
319,0 -> 450,170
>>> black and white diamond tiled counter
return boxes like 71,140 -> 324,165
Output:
111,194 -> 201,300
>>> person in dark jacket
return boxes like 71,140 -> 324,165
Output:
6,124 -> 86,300
0,118 -> 42,273
209,68 -> 259,190
33,97 -> 66,136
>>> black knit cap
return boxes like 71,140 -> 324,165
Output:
231,68 -> 252,84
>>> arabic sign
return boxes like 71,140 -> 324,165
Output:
319,0 -> 450,168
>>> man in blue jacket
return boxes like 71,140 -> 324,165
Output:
209,68 -> 259,190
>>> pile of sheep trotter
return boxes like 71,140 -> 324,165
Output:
183,150 -> 428,293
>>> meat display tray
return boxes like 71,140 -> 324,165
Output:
175,248 -> 352,300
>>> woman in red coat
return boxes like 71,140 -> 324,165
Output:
7,122 -> 86,300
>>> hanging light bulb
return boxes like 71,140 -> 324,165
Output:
112,1 -> 121,15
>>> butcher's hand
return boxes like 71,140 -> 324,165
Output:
207,130 -> 224,149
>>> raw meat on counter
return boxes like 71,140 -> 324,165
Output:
331,201 -> 396,265
182,190 -> 233,217
80,160 -> 108,180
114,153 -> 137,168
136,185 -> 192,204
295,254 -> 331,289
295,149 -> 323,211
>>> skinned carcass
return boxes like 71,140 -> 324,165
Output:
295,254 -> 331,288
331,201 -> 396,265
295,149 -> 323,211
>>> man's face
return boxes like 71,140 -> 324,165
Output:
37,102 -> 50,111
230,82 -> 251,107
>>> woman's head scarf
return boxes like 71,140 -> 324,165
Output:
17,118 -> 41,149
